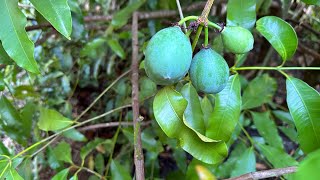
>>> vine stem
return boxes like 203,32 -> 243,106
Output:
204,26 -> 209,47
233,66 -> 320,71
176,0 -> 187,32
178,16 -> 198,25
192,25 -> 203,51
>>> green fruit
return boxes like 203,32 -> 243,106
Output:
145,26 -> 192,85
221,26 -> 254,54
189,48 -> 229,94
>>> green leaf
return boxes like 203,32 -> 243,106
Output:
242,74 -> 277,109
258,144 -> 298,168
52,168 -> 69,180
153,87 -> 228,164
251,111 -> 284,150
256,16 -> 298,61
0,96 -> 28,145
5,168 -> 23,180
0,42 -> 12,65
300,0 -> 320,5
80,138 -> 106,160
38,107 -> 73,131
0,73 -> 5,91
70,175 -> 78,180
52,141 -> 73,164
20,102 -> 36,138
195,165 -> 216,180
201,95 -> 214,128
106,38 -> 126,59
63,128 -> 87,142
279,126 -> 298,142
110,160 -> 131,180
272,110 -> 294,125
181,83 -> 205,135
0,141 -> 10,155
231,147 -> 256,177
95,154 -> 105,175
206,75 -> 241,142
227,0 -> 256,30
0,0 -> 39,73
111,0 -> 146,29
29,0 -> 72,38
80,38 -> 106,58
294,148 -> 320,180
286,77 -> 320,154
139,76 -> 157,100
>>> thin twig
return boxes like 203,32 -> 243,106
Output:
225,166 -> 297,180
176,0 -> 187,32
78,121 -> 151,132
131,12 -> 145,180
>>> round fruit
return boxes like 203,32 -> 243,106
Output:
221,26 -> 254,54
189,48 -> 229,94
145,26 -> 192,85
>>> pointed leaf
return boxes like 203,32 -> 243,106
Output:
286,77 -> 320,154
294,148 -> 320,180
231,147 -> 256,177
110,160 -> 131,180
38,107 -> 73,131
206,75 -> 241,142
227,0 -> 256,30
153,87 -> 228,164
30,0 -> 72,38
0,0 -> 39,73
181,83 -> 205,135
256,16 -> 298,61
251,111 -> 284,150
53,141 -> 73,164
242,74 -> 277,109
52,168 -> 69,180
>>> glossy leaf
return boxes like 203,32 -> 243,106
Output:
300,0 -> 320,5
227,0 -> 256,30
0,0 -> 39,73
231,147 -> 256,177
201,95 -> 214,128
107,38 -> 126,59
294,148 -> 320,180
5,169 -> 23,180
251,111 -> 284,150
0,96 -> 28,145
52,168 -> 69,180
38,107 -> 73,131
20,102 -> 36,139
181,83 -> 205,135
286,77 -> 320,154
153,87 -> 228,164
110,160 -> 132,180
256,16 -> 298,61
53,141 -> 73,164
206,75 -> 241,142
242,74 -> 277,109
30,0 -> 72,38
0,42 -> 12,65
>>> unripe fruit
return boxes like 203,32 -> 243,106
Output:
221,26 -> 254,54
189,48 -> 229,94
145,26 -> 192,85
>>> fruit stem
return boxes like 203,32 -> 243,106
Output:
233,66 -> 320,71
204,26 -> 209,47
178,16 -> 198,25
207,20 -> 222,31
192,25 -> 203,51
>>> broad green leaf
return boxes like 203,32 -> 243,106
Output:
95,154 -> 105,175
242,74 -> 277,109
110,160 -> 132,180
251,111 -> 284,150
258,144 -> 298,168
30,0 -> 72,38
231,147 -> 256,177
52,168 -> 69,180
272,110 -> 294,125
111,0 -> 146,29
0,0 -> 39,73
80,138 -> 106,160
301,0 -> 320,5
256,16 -> 298,61
195,165 -> 216,180
5,168 -> 23,180
294,148 -> 320,180
206,75 -> 241,142
186,159 -> 215,180
153,87 -> 228,164
286,77 -> 320,154
20,102 -> 36,139
0,42 -> 12,65
47,147 -> 62,169
106,38 -> 126,59
139,76 -> 157,100
227,0 -> 256,30
53,141 -> 73,164
38,107 -> 73,131
201,95 -> 214,128
63,128 -> 87,142
0,96 -> 28,145
181,83 -> 205,135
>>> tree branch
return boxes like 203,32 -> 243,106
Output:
77,121 -> 151,132
225,166 -> 297,180
131,12 -> 145,180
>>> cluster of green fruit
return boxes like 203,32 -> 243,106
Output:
145,25 -> 253,94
